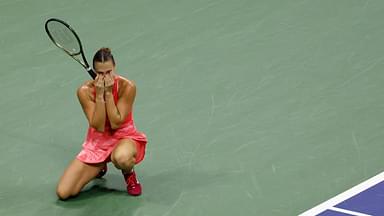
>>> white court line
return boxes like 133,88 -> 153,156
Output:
299,171 -> 384,216
328,207 -> 372,216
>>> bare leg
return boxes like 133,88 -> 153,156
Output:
56,159 -> 105,200
111,139 -> 142,196
111,139 -> 137,173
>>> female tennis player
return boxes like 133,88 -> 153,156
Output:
56,48 -> 147,200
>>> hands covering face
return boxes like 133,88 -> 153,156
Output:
95,73 -> 114,98
104,73 -> 114,93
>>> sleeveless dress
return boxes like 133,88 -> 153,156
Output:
77,76 -> 147,164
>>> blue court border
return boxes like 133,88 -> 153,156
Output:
300,171 -> 384,216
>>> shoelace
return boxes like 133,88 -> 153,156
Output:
127,173 -> 138,188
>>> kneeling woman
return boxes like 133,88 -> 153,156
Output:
56,48 -> 147,200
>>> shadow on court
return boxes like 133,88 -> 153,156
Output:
55,186 -> 123,204
55,167 -> 238,207
54,175 -> 143,215
52,167 -> 236,205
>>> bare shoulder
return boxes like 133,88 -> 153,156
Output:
118,76 -> 136,95
77,80 -> 94,100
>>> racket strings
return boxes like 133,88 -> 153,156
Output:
47,21 -> 81,55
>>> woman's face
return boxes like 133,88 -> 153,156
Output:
94,60 -> 115,77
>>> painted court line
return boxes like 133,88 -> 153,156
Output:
299,171 -> 384,216
328,207 -> 371,216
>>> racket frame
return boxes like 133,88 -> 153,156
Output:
45,18 -> 96,79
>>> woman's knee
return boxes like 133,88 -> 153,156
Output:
111,140 -> 137,169
56,184 -> 79,200
112,152 -> 136,169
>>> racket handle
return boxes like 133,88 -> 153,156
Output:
87,67 -> 96,79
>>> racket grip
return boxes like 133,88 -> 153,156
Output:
87,67 -> 96,79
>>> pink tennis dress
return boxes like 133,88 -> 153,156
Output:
77,76 -> 147,164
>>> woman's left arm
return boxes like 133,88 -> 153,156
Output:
105,78 -> 136,129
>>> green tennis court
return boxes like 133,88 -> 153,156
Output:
1,0 -> 384,215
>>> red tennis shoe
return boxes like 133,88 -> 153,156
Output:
123,170 -> 142,196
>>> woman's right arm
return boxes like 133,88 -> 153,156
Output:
77,82 -> 106,132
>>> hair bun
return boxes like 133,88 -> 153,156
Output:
100,47 -> 111,54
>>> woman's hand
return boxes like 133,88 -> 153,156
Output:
94,74 -> 105,100
104,73 -> 114,94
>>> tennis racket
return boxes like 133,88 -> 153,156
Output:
44,18 -> 96,79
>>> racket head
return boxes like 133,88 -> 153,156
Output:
45,18 -> 83,57
45,18 -> 96,79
